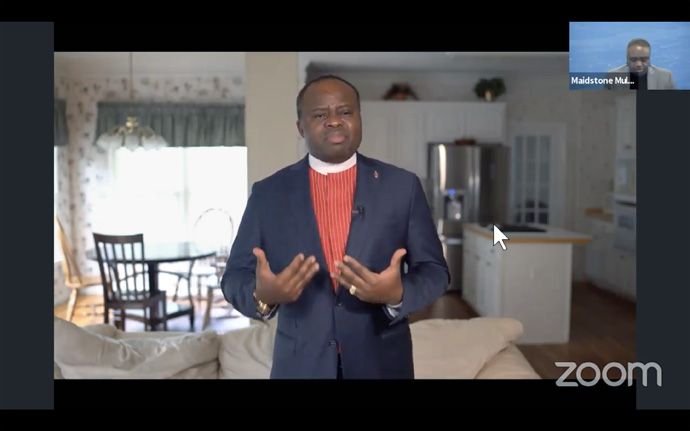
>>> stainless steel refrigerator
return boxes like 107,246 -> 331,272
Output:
424,142 -> 511,292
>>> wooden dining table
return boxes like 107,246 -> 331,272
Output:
86,241 -> 217,294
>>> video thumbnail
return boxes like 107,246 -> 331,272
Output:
569,22 -> 690,90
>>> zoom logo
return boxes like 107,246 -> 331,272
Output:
555,361 -> 662,387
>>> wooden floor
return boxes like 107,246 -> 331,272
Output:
56,280 -> 635,380
410,281 -> 636,379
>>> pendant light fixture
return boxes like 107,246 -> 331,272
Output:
95,52 -> 168,151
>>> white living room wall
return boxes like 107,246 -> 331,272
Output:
52,71 -> 245,304
306,68 -> 618,281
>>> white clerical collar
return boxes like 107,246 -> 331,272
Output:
308,152 -> 357,175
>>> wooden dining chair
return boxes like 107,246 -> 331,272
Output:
92,232 -> 194,331
55,215 -> 103,321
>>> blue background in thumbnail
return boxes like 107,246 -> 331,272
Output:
569,22 -> 690,90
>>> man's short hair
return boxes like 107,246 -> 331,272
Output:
627,38 -> 651,52
296,74 -> 361,120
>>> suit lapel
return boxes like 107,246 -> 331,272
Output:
343,153 -> 377,267
289,155 -> 328,270
647,66 -> 657,89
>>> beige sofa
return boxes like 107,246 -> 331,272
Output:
53,315 -> 541,379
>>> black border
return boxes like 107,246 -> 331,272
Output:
8,5 -> 689,53
54,379 -> 636,409
636,90 -> 690,410
0,21 -> 55,410
2,7 -> 690,412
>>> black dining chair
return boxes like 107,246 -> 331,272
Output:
92,232 -> 195,331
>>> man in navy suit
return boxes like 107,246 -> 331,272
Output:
604,38 -> 676,90
221,75 -> 450,379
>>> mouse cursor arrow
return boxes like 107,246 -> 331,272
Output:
493,225 -> 509,250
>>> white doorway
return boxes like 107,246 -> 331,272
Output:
508,122 -> 566,228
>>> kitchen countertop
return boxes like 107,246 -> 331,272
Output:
584,207 -> 614,222
463,223 -> 592,244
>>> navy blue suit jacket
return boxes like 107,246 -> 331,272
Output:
221,152 -> 450,379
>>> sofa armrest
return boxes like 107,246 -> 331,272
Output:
54,316 -> 220,379
54,362 -> 64,379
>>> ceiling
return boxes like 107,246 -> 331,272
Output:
54,52 -> 568,76
54,52 -> 246,76
304,52 -> 568,74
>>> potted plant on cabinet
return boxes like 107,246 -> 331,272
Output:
474,78 -> 506,102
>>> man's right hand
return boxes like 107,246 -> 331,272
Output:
252,247 -> 319,305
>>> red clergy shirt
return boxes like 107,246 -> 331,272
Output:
309,162 -> 357,291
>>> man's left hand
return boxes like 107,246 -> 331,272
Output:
331,249 -> 407,305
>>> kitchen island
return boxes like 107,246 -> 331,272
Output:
461,223 -> 591,344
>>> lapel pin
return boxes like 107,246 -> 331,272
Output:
374,170 -> 379,179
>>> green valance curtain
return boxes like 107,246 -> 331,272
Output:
94,101 -> 245,147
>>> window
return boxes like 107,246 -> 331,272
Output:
509,123 -> 566,227
102,146 -> 248,249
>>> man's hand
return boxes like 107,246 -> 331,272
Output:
253,248 -> 319,305
331,249 -> 407,305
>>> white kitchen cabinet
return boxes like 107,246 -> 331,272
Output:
584,216 -> 636,300
616,94 -> 636,156
462,229 -> 478,310
464,102 -> 507,144
462,223 -> 590,344
584,93 -> 637,300
613,94 -> 636,203
359,102 -> 395,163
584,217 -> 613,288
585,92 -> 637,301
358,100 -> 507,180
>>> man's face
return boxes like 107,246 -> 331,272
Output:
297,79 -> 362,164
627,44 -> 651,75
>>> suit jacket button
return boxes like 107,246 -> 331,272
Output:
329,341 -> 337,347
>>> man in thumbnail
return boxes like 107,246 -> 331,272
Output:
605,38 -> 676,90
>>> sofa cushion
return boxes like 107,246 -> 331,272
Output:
54,316 -> 220,379
218,317 -> 276,379
216,316 -> 527,379
475,345 -> 541,379
410,317 -> 524,379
